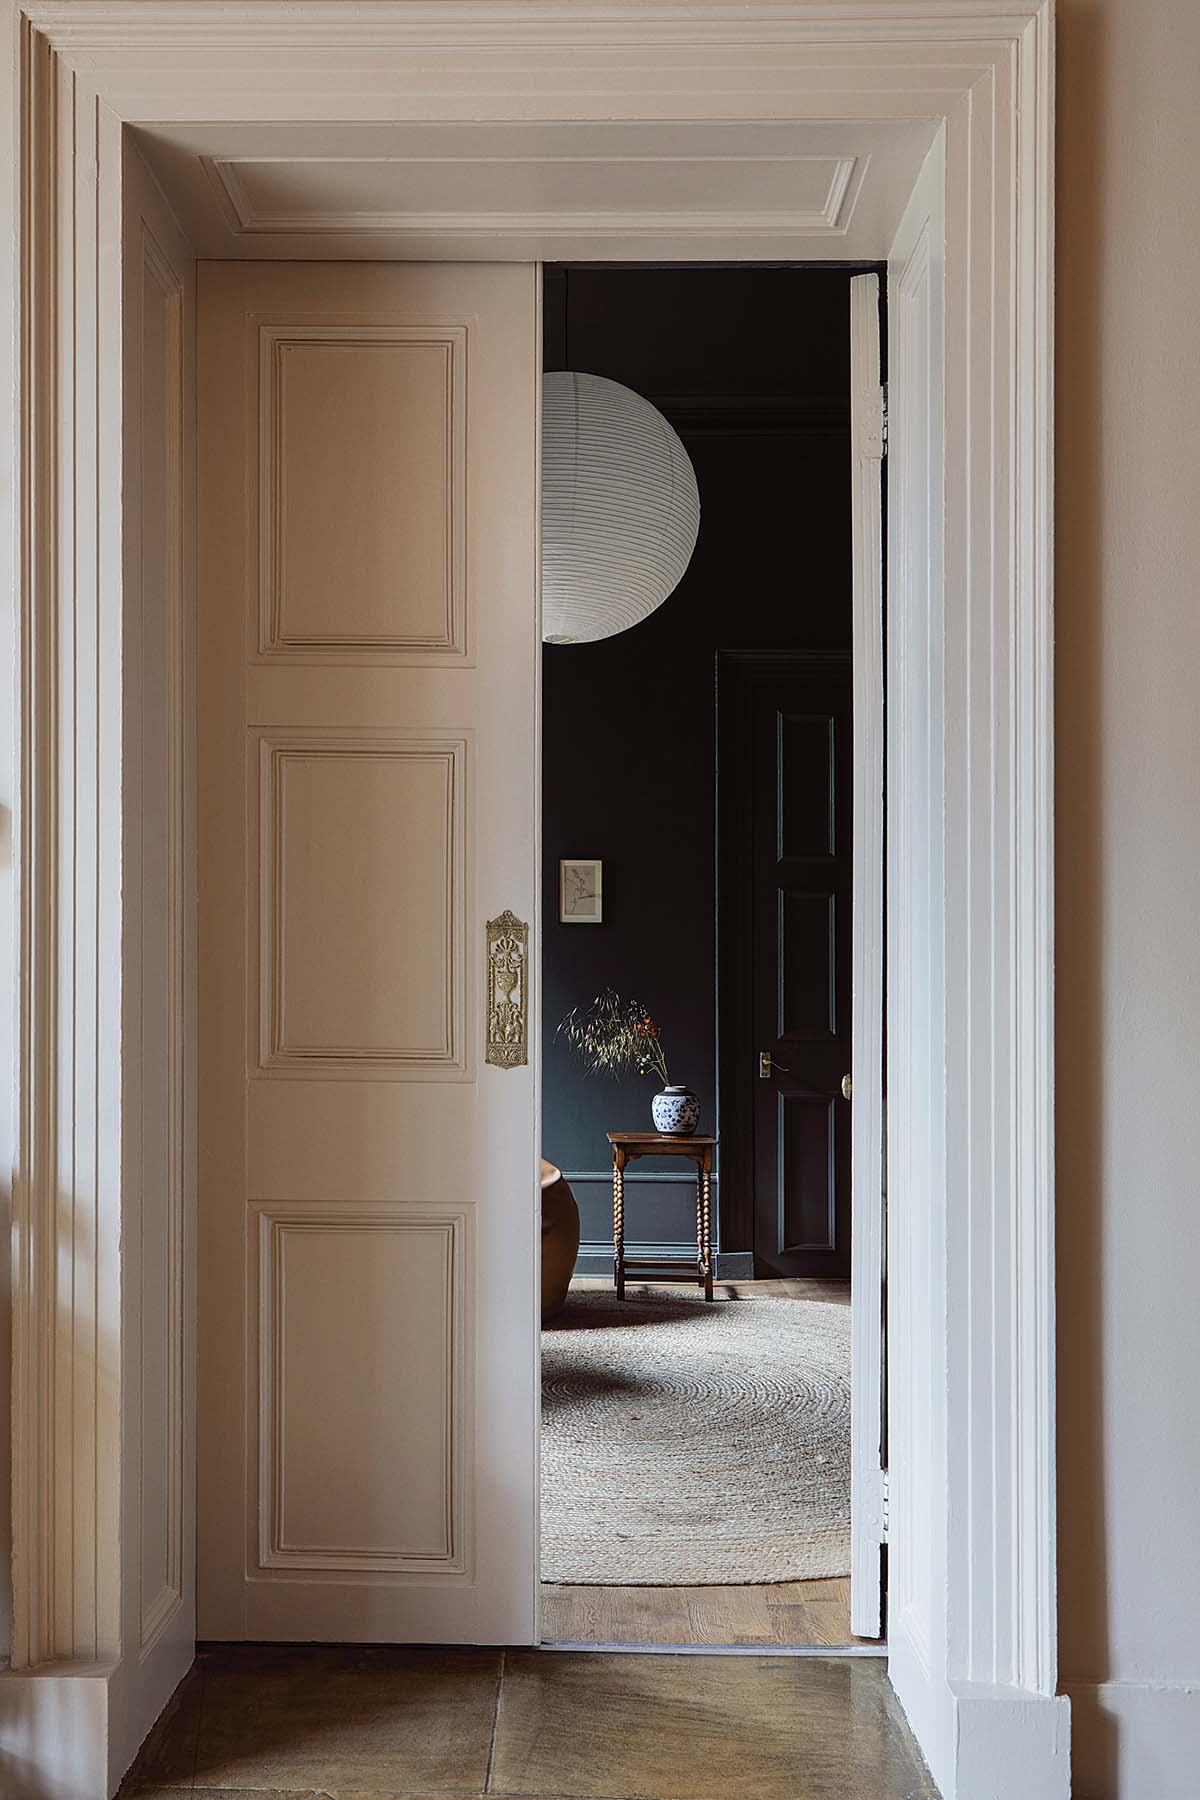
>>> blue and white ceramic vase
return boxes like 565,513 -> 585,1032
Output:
651,1085 -> 701,1136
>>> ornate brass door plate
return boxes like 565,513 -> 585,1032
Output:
485,910 -> 529,1068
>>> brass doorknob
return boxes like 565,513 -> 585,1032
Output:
841,1073 -> 853,1099
758,1051 -> 790,1079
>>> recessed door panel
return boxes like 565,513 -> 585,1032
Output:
257,1206 -> 464,1570
256,731 -> 467,1072
777,711 -> 836,858
779,1093 -> 837,1253
259,325 -> 466,658
779,890 -> 837,1038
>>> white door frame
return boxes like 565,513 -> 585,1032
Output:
0,7 -> 1062,1798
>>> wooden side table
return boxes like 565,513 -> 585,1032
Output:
606,1131 -> 719,1302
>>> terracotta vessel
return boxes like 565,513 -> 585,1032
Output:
541,1158 -> 580,1320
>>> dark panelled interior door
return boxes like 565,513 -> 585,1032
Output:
721,654 -> 853,1280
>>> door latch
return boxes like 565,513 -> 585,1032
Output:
758,1051 -> 790,1079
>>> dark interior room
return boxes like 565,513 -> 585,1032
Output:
541,263 -> 873,1275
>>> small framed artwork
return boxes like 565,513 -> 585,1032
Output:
559,857 -> 603,924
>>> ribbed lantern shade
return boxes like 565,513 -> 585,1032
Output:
542,371 -> 701,645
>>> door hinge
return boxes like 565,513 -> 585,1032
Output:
860,382 -> 888,460
881,1468 -> 890,1542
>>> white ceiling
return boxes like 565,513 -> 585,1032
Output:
134,118 -> 937,262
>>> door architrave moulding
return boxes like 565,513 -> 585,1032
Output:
0,6 -> 1060,1797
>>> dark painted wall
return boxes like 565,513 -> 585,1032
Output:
541,266 -> 865,1261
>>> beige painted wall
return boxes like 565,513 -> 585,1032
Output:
0,2 -> 1194,1785
1056,0 -> 1200,1790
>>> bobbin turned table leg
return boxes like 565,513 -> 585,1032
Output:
695,1162 -> 704,1292
613,1149 -> 626,1299
698,1157 -> 714,1302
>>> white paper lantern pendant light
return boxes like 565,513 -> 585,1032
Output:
542,371 -> 701,645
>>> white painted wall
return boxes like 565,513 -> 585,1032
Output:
1056,0 -> 1200,1794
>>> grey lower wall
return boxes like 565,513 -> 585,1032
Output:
564,1168 -> 754,1278
567,1167 -> 714,1246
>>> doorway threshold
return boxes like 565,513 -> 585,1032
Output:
539,1639 -> 886,1657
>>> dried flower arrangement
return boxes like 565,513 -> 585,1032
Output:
557,988 -> 671,1087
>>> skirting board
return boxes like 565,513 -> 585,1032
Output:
951,1684 -> 1071,1800
888,1621 -> 1071,1800
1064,1679 -> 1200,1800
573,1241 -> 754,1281
0,1661 -> 114,1800
0,1644 -> 194,1800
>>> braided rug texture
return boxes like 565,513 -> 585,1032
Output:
541,1289 -> 850,1586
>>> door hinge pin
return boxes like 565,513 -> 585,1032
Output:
880,382 -> 888,457
881,1469 -> 890,1541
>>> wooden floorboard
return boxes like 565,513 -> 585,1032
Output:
541,1576 -> 860,1648
542,1277 -> 871,1649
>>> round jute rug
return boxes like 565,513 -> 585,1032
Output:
541,1288 -> 850,1586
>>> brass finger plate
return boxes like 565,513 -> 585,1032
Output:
485,910 -> 529,1068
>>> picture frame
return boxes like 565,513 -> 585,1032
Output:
559,857 -> 603,924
